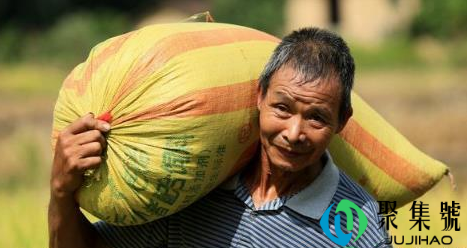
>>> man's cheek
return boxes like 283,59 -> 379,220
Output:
259,122 -> 274,138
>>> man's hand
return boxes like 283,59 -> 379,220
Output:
51,113 -> 110,199
49,113 -> 111,248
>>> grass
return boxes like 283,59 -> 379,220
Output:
0,63 -> 66,98
0,188 -> 49,248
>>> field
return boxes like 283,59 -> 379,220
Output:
0,63 -> 466,247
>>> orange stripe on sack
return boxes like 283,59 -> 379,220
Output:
340,119 -> 431,195
107,27 -> 279,111
112,80 -> 258,125
63,32 -> 133,95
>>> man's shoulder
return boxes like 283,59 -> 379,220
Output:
333,170 -> 380,216
335,170 -> 376,201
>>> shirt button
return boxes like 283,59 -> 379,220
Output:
250,211 -> 257,221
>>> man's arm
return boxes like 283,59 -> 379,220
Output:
48,113 -> 110,248
48,193 -> 109,248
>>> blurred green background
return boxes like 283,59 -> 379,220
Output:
0,0 -> 466,247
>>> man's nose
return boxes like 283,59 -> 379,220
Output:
282,116 -> 306,144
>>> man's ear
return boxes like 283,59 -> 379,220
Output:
336,106 -> 353,133
257,86 -> 264,111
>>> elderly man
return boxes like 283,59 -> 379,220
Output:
49,27 -> 391,248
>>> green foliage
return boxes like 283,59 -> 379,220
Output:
411,0 -> 467,39
0,11 -> 131,68
27,11 -> 132,67
0,0 -> 162,29
211,0 -> 285,36
0,26 -> 23,63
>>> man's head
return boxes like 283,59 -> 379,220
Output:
259,27 -> 354,125
257,27 -> 354,171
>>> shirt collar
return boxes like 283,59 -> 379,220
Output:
284,150 -> 340,219
219,150 -> 340,219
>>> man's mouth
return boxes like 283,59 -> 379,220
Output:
275,146 -> 304,158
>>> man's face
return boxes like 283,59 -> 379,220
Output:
258,65 -> 346,172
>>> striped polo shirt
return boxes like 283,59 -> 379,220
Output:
95,151 -> 391,248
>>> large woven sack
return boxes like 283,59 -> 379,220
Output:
329,93 -> 449,206
52,23 -> 279,225
52,22 -> 448,226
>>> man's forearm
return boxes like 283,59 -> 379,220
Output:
48,114 -> 111,248
48,193 -> 103,248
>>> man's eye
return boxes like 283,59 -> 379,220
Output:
307,114 -> 325,123
274,104 -> 288,112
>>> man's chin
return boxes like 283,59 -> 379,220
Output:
269,159 -> 306,172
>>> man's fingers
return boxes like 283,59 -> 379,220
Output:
77,156 -> 103,171
75,130 -> 107,148
66,113 -> 94,134
66,113 -> 111,135
79,142 -> 104,158
96,119 -> 111,133
69,151 -> 103,173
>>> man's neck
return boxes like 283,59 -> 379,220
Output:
244,147 -> 324,209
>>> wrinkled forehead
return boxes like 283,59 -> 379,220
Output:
267,65 -> 342,97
